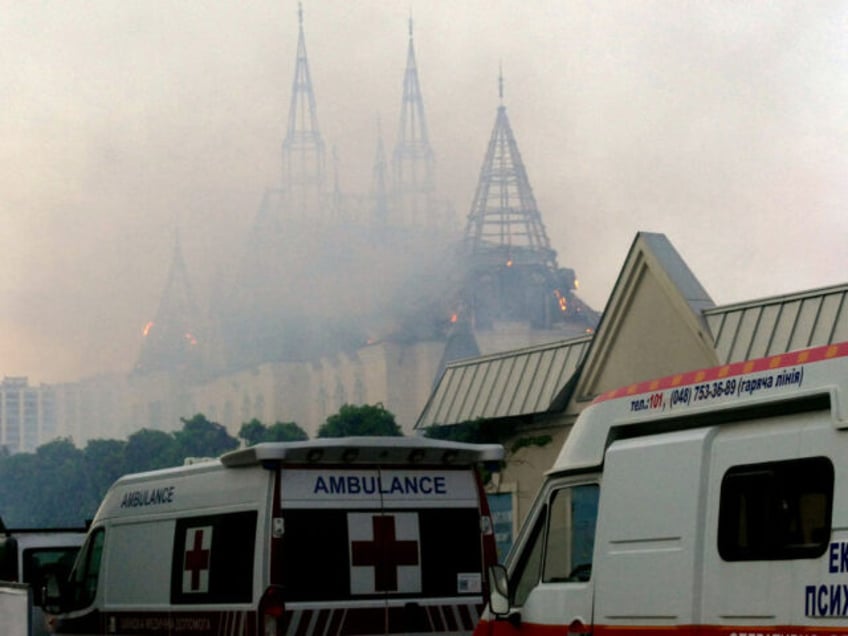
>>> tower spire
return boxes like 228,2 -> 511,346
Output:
282,2 -> 326,222
464,72 -> 555,265
461,73 -> 582,330
134,229 -> 204,375
391,13 -> 436,229
372,115 -> 389,227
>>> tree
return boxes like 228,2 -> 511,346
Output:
83,439 -> 127,505
238,418 -> 267,447
124,429 -> 180,473
266,421 -> 308,442
33,439 -> 93,527
317,403 -> 401,438
239,419 -> 308,446
175,414 -> 239,459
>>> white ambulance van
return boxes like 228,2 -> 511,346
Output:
476,341 -> 848,636
45,436 -> 503,635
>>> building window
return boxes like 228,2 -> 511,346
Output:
718,456 -> 833,561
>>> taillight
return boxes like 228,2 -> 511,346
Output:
259,585 -> 285,636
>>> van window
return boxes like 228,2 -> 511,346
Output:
69,528 -> 105,609
511,483 -> 599,606
23,547 -> 79,590
718,456 -> 833,561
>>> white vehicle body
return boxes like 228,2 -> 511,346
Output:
476,341 -> 848,636
47,436 -> 503,636
0,525 -> 86,636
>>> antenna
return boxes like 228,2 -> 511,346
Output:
498,62 -> 504,103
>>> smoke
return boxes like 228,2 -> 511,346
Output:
0,1 -> 845,383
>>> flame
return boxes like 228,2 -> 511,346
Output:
143,321 -> 154,337
575,278 -> 580,290
450,313 -> 458,324
185,332 -> 198,346
506,258 -> 513,267
554,290 -> 567,313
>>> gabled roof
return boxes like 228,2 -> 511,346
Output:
573,232 -> 718,401
706,282 -> 848,363
415,336 -> 591,429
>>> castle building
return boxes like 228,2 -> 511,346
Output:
19,8 -> 596,450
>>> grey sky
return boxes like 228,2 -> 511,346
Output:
0,1 -> 845,383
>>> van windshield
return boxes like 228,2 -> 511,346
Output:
67,528 -> 104,610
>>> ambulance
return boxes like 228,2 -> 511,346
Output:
476,341 -> 848,636
44,436 -> 504,635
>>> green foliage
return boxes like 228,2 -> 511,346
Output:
265,421 -> 308,442
422,419 -> 552,484
510,435 -> 553,454
238,419 -> 267,447
239,419 -> 308,446
0,413 -> 240,528
176,414 -> 239,458
318,403 -> 401,438
422,418 -> 516,445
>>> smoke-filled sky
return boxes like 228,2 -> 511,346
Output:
0,1 -> 845,384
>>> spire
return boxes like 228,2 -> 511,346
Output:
391,14 -> 435,228
372,115 -> 389,227
463,73 -> 556,268
282,2 -> 326,222
134,230 -> 204,375
460,73 -> 586,330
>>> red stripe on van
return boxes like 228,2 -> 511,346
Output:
593,341 -> 848,403
477,621 -> 848,636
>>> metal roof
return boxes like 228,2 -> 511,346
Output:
415,336 -> 592,429
706,283 -> 848,363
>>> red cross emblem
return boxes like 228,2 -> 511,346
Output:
183,526 -> 212,593
350,513 -> 420,593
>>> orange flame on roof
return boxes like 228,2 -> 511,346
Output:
554,290 -> 567,313
143,321 -> 154,337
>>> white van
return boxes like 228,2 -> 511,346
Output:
46,436 -> 503,635
476,341 -> 848,635
0,524 -> 86,636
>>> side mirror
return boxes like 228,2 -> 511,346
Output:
487,565 -> 510,616
40,571 -> 67,614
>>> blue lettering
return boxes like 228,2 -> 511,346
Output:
819,584 -> 828,616
347,476 -> 361,494
329,476 -> 345,494
390,477 -> 403,494
362,476 -> 377,494
806,585 -> 816,616
842,542 -> 848,573
830,542 -> 839,573
434,476 -> 447,494
310,474 -> 451,497
119,486 -> 175,508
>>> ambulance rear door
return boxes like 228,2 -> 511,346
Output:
277,464 -> 488,634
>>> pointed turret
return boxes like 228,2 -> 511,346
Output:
282,3 -> 327,222
134,231 -> 204,375
461,73 -> 596,331
463,71 -> 556,269
391,16 -> 436,228
372,116 -> 389,227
